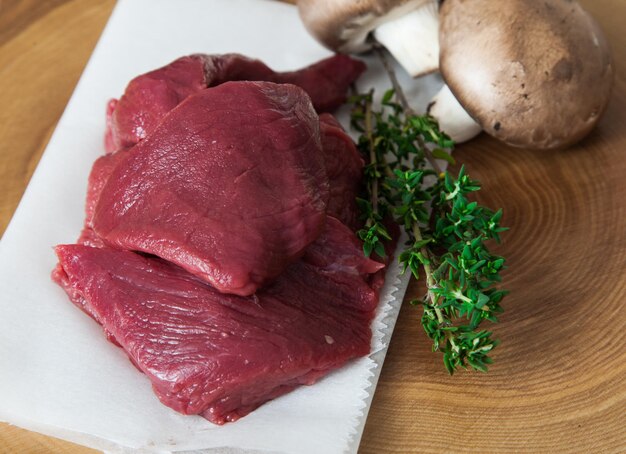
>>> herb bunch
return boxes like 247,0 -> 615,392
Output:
351,82 -> 507,374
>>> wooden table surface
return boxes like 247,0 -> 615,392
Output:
1,1 -> 624,453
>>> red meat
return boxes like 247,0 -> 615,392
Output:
106,54 -> 366,152
319,113 -> 364,229
93,81 -> 329,296
53,217 -> 383,424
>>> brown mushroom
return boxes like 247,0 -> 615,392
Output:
297,0 -> 440,77
431,0 -> 614,149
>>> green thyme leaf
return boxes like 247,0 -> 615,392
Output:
350,83 -> 507,375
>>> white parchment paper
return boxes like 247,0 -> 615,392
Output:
0,1 -> 443,452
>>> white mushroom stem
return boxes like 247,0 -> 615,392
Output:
373,0 -> 440,77
427,85 -> 482,143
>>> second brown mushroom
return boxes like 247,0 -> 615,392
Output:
429,0 -> 614,149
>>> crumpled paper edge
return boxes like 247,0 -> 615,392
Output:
343,234 -> 412,454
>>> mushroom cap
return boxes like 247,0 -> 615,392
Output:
298,0 -> 432,53
439,0 -> 614,150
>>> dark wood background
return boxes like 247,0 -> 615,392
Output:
0,0 -> 624,452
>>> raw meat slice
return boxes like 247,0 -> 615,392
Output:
106,53 -> 366,152
265,53 -> 365,113
93,81 -> 329,296
106,55 -> 208,152
319,113 -> 364,229
78,151 -> 130,248
77,227 -> 105,249
91,113 -> 364,246
53,217 -> 384,424
85,152 -> 129,226
104,99 -> 118,154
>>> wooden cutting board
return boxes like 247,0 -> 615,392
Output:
0,0 -> 624,452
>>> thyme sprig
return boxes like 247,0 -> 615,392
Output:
351,85 -> 507,374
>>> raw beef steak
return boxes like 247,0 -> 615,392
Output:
53,217 -> 383,424
85,152 -> 129,227
78,150 -> 131,248
319,113 -> 364,229
93,81 -> 329,296
107,54 -> 366,152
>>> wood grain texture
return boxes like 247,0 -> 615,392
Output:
0,0 -> 624,453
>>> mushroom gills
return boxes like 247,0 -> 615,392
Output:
427,85 -> 482,143
373,0 -> 440,77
